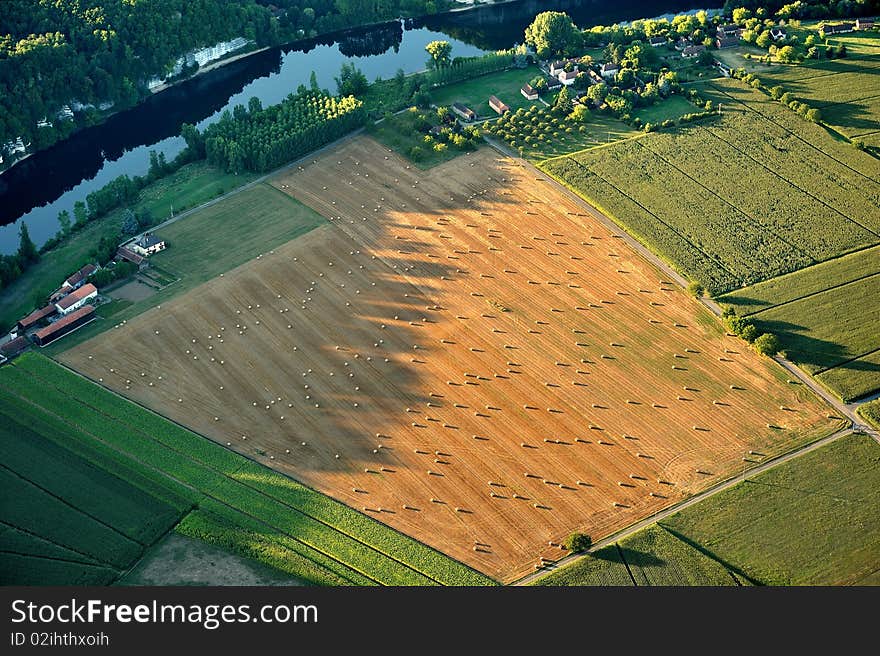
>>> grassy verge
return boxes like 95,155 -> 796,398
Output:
0,162 -> 258,333
0,353 -> 495,586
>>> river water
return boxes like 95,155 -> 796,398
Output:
0,0 -> 713,254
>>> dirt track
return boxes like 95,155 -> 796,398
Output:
63,137 -> 839,582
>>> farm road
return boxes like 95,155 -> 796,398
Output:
513,425 -> 856,586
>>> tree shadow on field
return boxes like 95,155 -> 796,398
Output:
716,294 -> 772,311
751,318 -> 856,372
817,98 -> 880,135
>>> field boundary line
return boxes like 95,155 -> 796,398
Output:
812,346 -> 880,376
0,461 -> 148,547
633,139 -> 816,263
21,360 -> 479,586
0,519 -> 117,570
514,426 -> 854,586
707,81 -> 880,179
697,124 -> 880,239
817,92 -> 880,110
743,270 -> 880,317
0,550 -> 121,570
0,377 -> 383,586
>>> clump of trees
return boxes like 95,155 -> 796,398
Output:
722,307 -> 781,356
564,532 -> 592,553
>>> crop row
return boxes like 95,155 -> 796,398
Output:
622,525 -> 735,586
541,154 -> 738,292
815,349 -> 880,402
0,418 -> 183,546
5,355 -> 494,586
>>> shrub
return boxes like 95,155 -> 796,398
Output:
564,532 -> 592,553
687,281 -> 704,298
754,333 -> 781,356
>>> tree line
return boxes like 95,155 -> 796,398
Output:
0,0 -> 452,163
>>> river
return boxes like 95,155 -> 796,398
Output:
0,0 -> 715,255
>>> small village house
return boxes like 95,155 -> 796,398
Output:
855,18 -> 874,30
600,62 -> 619,79
54,283 -> 97,316
716,36 -> 740,49
716,24 -> 744,38
520,83 -> 539,100
451,102 -> 476,122
682,44 -> 707,58
769,27 -> 786,40
488,96 -> 510,115
130,233 -> 166,257
61,263 -> 99,292
557,69 -> 578,86
116,246 -> 145,266
648,36 -> 667,47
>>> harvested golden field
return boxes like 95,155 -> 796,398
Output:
62,137 -> 840,582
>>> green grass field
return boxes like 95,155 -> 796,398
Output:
635,95 -> 702,124
0,353 -> 494,586
42,183 -> 325,355
540,79 -> 880,295
857,399 -> 880,430
534,525 -> 739,586
662,433 -> 880,585
0,162 -> 258,334
537,433 -> 880,586
429,65 -> 544,116
0,406 -> 189,584
721,246 -> 880,400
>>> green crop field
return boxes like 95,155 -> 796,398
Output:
721,246 -> 880,400
540,79 -> 880,295
661,433 -> 880,585
429,65 -> 543,116
534,525 -> 740,586
0,354 -> 494,586
857,399 -> 880,430
42,183 -> 326,355
0,407 -> 189,585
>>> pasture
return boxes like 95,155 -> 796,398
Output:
722,246 -> 880,401
429,66 -> 544,116
62,136 -> 839,582
541,80 -> 880,295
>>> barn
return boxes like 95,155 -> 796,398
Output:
520,83 -> 539,100
17,304 -> 58,333
451,102 -> 477,122
488,95 -> 510,115
33,306 -> 96,347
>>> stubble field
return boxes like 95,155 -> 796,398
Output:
62,137 -> 839,582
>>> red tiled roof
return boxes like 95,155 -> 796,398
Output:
56,283 -> 97,311
0,335 -> 29,357
117,247 -> 145,265
34,306 -> 95,342
64,263 -> 98,288
18,304 -> 57,329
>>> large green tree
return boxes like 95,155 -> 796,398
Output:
425,40 -> 452,68
524,11 -> 581,59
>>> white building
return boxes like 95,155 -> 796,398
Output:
55,283 -> 98,316
192,37 -> 250,67
130,234 -> 166,257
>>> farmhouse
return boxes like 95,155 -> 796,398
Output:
451,102 -> 476,122
488,95 -> 510,115
716,36 -> 740,49
549,60 -> 567,76
855,17 -> 874,30
130,233 -> 166,257
600,62 -> 619,78
520,83 -> 539,100
649,36 -> 667,46
55,283 -> 97,316
33,306 -> 96,347
682,44 -> 707,58
546,77 -> 562,91
823,22 -> 855,34
61,263 -> 99,291
17,304 -> 57,333
557,69 -> 578,86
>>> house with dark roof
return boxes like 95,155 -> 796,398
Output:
33,306 -> 96,347
521,83 -> 539,100
855,17 -> 874,30
450,102 -> 476,122
600,62 -> 620,79
130,233 -> 166,257
716,24 -> 743,38
0,335 -> 30,359
55,283 -> 97,316
682,44 -> 707,58
488,96 -> 510,115
62,263 -> 99,291
716,35 -> 740,48
649,36 -> 667,47
823,22 -> 855,33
